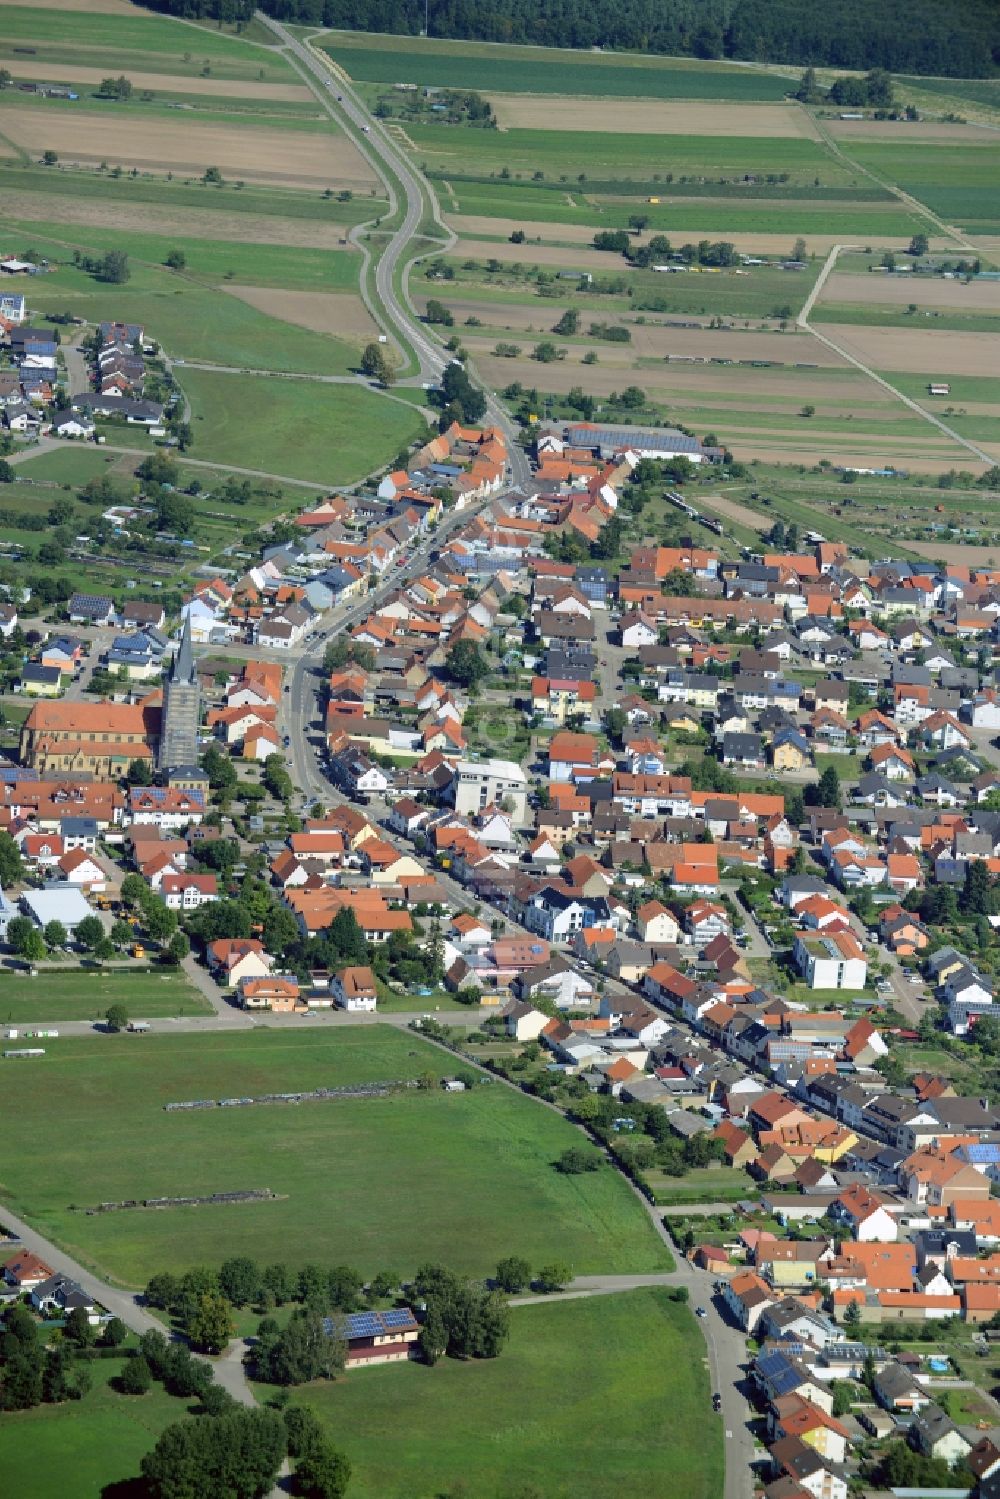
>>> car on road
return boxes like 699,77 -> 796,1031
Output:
696,1306 -> 707,1318
283,736 -> 290,747
712,1393 -> 722,1412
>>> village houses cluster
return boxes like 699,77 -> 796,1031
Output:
9,408 -> 1000,1479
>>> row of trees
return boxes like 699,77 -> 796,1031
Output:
593,230 -> 738,270
144,0 -> 999,78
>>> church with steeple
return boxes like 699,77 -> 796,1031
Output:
158,613 -> 202,781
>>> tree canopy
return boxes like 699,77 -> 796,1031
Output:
144,0 -> 1000,78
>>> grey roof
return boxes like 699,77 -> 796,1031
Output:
564,422 -> 703,456
170,613 -> 196,686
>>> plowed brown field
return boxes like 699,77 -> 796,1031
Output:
820,272 -> 1000,310
223,285 -> 379,343
0,106 -> 377,192
489,98 -> 819,137
6,61 -> 313,102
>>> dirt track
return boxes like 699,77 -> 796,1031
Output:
820,323 -> 1000,377
0,190 -> 359,250
223,285 -> 378,343
820,271 -> 1000,310
489,98 -> 818,137
700,495 -> 769,530
0,106 -> 377,192
6,60 -> 314,103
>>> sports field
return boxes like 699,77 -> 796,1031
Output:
297,1289 -> 721,1499
182,370 -> 426,485
0,1028 -> 669,1285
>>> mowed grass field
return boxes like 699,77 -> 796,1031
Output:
0,240 -> 360,376
321,31 -> 790,99
0,1355 -> 198,1499
0,967 -> 212,1022
0,4 -> 288,77
182,370 -> 426,485
410,124 -> 851,183
4,216 -> 362,292
297,1289 -> 721,1499
0,1028 -> 669,1285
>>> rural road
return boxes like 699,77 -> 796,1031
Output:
0,1204 -> 164,1338
798,243 -> 992,465
257,10 -> 532,490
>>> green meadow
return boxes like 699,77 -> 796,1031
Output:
182,369 -> 427,484
297,1289 -> 721,1499
0,1027 -> 669,1285
0,968 -> 212,1023
0,1355 -> 198,1499
0,242 -> 359,375
0,5 -> 280,65
5,216 -> 362,291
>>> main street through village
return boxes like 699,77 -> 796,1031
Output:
256,17 -> 754,1493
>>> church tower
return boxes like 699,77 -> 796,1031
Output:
158,613 -> 201,774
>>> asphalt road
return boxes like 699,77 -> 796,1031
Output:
257,11 -> 531,492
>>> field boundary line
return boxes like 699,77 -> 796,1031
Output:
803,103 -> 976,251
799,242 -> 992,465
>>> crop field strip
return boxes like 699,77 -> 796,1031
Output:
0,87 -> 334,127
320,31 -> 791,100
0,104 -> 378,194
842,139 -> 1000,229
1,59 -> 315,103
0,169 -> 388,231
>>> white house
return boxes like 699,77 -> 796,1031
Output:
621,615 -> 658,649
793,931 -> 867,991
331,965 -> 378,1012
636,900 -> 680,945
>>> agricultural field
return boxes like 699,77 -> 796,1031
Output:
0,243 -> 360,374
0,168 -> 386,235
319,31 -> 791,100
845,138 -> 1000,234
0,1027 -> 669,1286
181,370 -> 427,486
0,967 -> 213,1023
0,103 -> 375,194
0,1354 -> 198,1499
296,1289 -> 722,1499
0,4 -> 291,78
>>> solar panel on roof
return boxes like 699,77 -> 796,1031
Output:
382,1308 -> 414,1328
